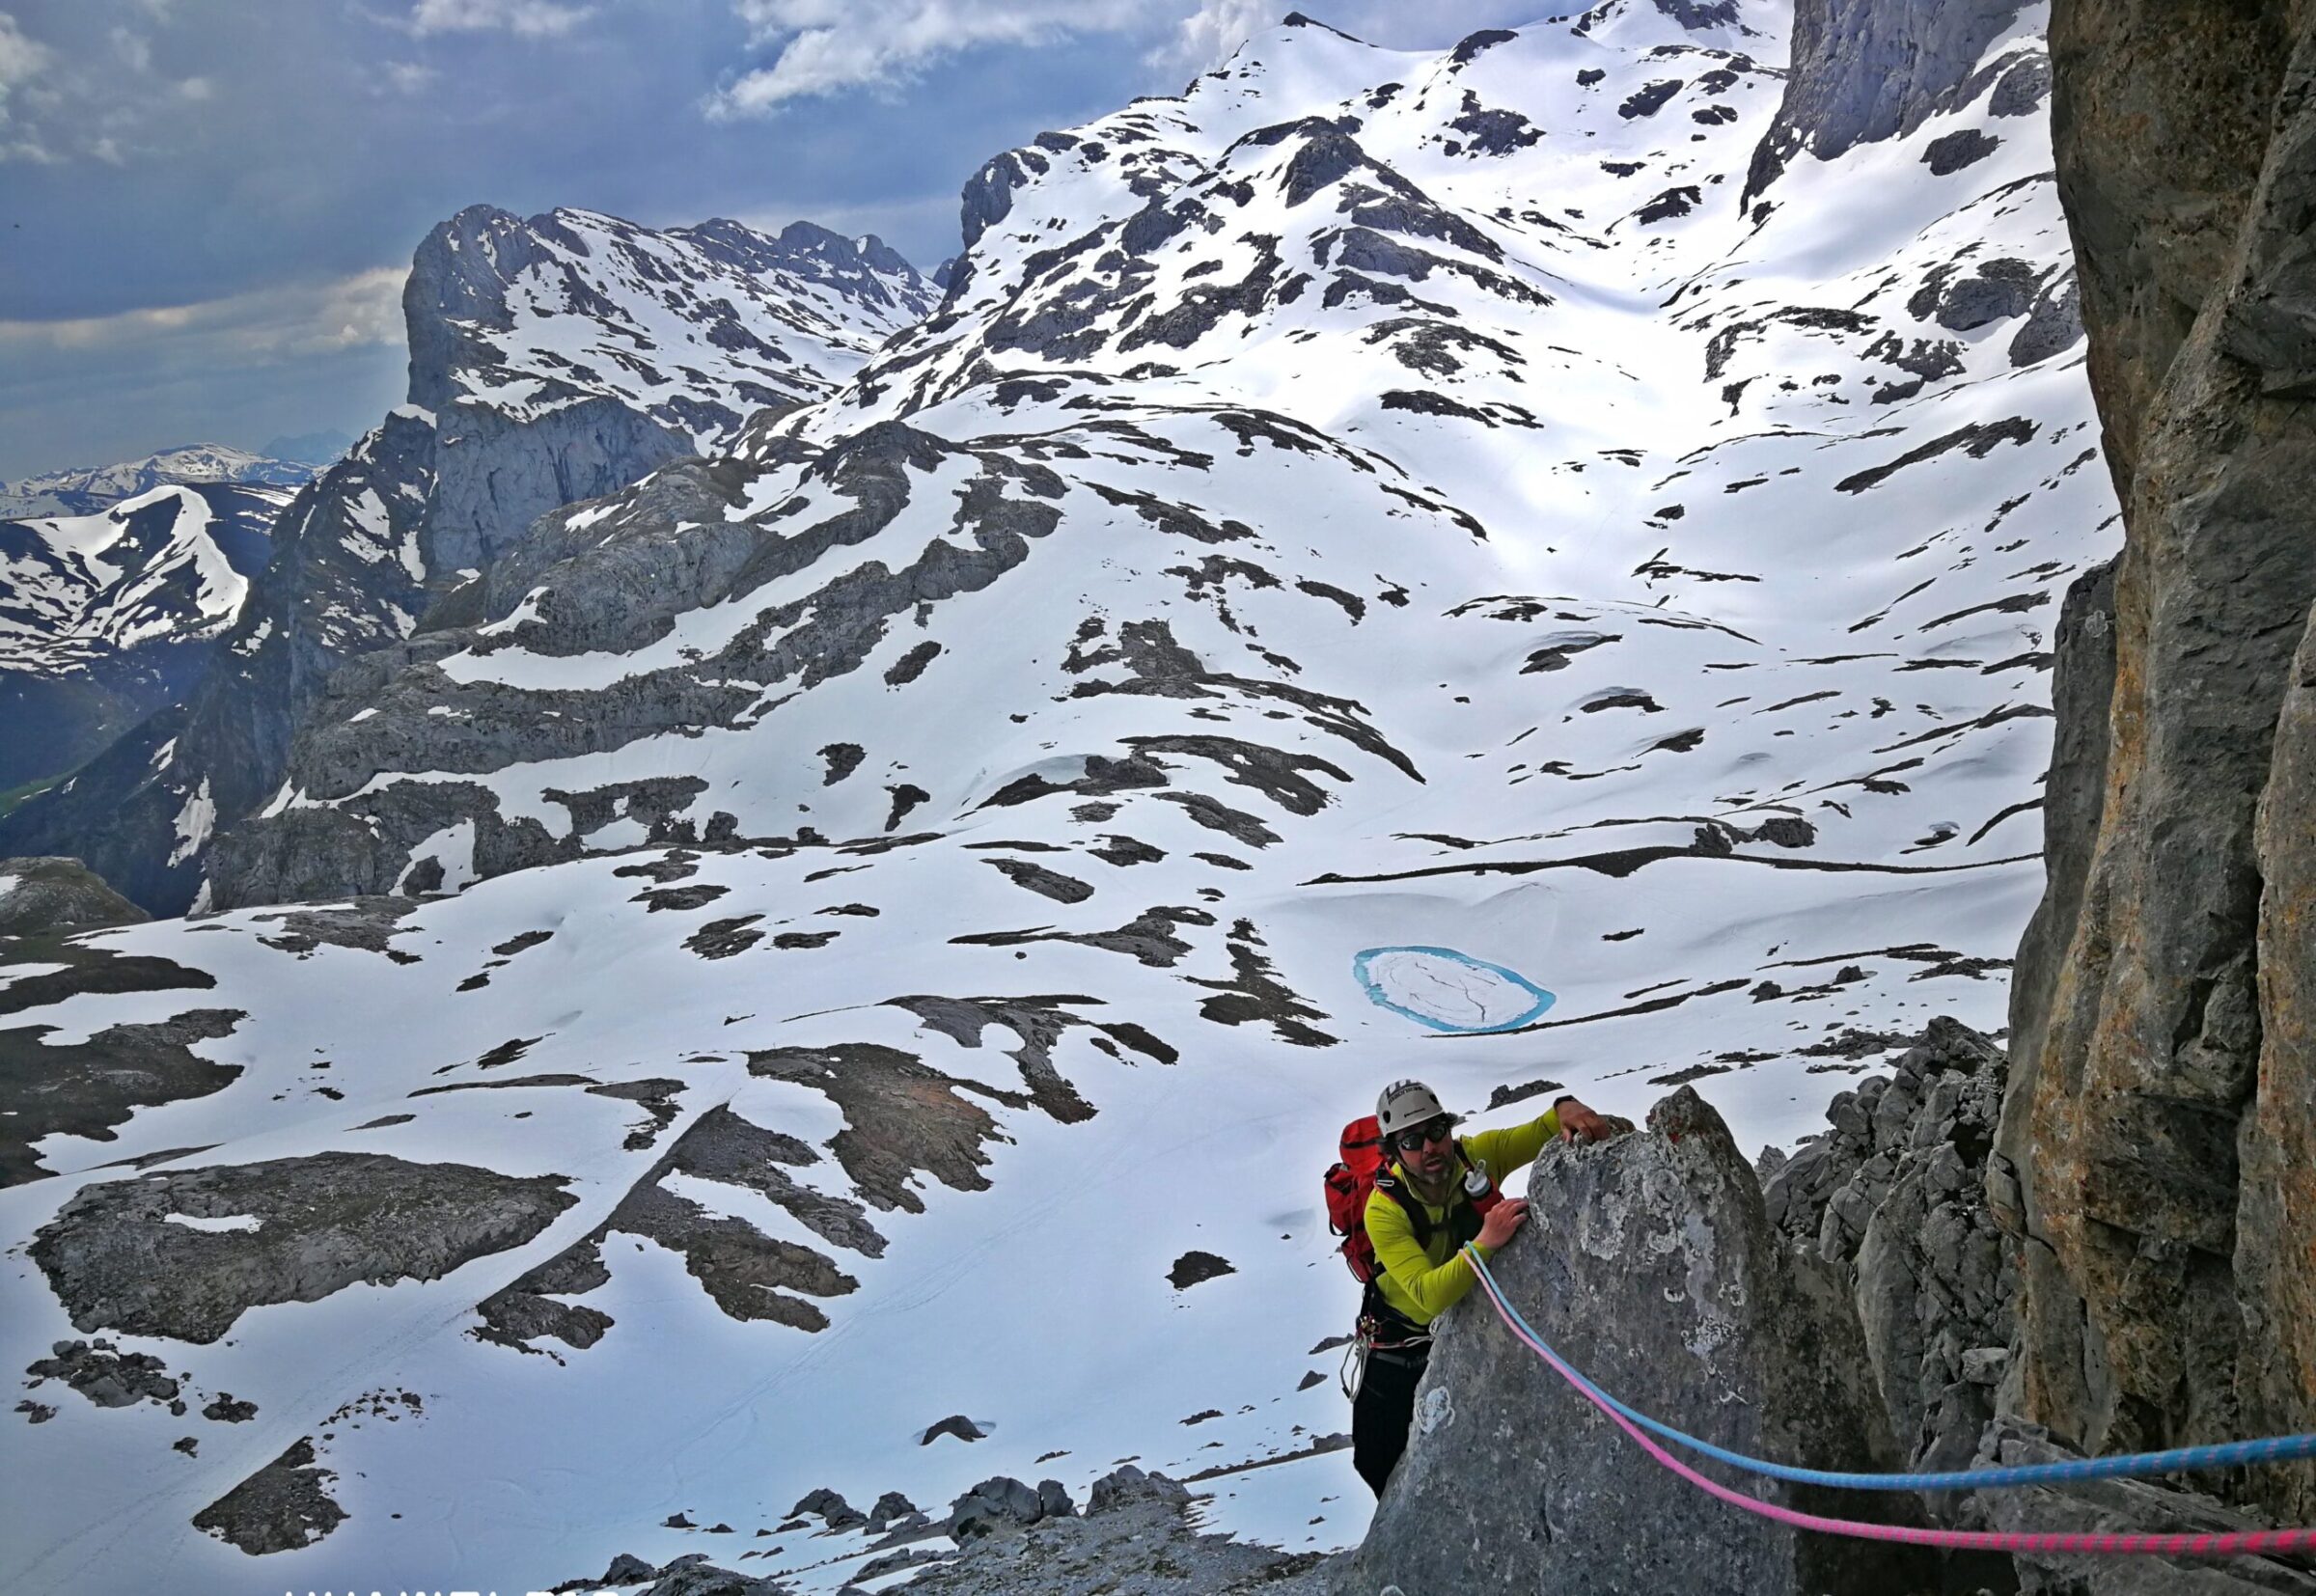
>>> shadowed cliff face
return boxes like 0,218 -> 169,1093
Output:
1996,0 -> 2316,1524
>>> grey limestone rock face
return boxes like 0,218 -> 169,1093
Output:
1351,1087 -> 1935,1595
424,393 -> 691,575
1763,1016 -> 2014,1507
2001,0 -> 2316,1526
1743,0 -> 2037,206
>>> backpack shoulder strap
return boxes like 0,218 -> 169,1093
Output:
1371,1169 -> 1433,1250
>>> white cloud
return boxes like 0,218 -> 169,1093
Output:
706,0 -> 1147,118
0,266 -> 408,363
406,0 -> 595,37
1150,0 -> 1271,76
384,60 -> 441,94
0,12 -> 52,120
109,25 -> 152,72
0,8 -> 230,165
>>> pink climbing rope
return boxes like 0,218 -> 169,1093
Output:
1460,1244 -> 2316,1559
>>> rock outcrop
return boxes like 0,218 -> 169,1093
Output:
30,1151 -> 576,1342
1354,1087 -> 1936,1595
1995,0 -> 2316,1527
1764,1017 -> 2014,1500
1743,0 -> 2046,205
0,856 -> 147,936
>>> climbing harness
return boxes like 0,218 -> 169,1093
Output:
1461,1244 -> 2316,1558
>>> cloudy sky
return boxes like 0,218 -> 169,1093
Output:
0,0 -> 1530,482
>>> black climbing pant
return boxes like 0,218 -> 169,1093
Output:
1351,1342 -> 1429,1496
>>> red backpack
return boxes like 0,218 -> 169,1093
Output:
1324,1115 -> 1502,1285
1324,1116 -> 1392,1283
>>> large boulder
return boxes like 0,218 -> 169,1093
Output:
1350,1087 -> 1937,1595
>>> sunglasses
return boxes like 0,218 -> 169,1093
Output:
1392,1116 -> 1455,1154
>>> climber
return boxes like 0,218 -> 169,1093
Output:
1349,1078 -> 1614,1496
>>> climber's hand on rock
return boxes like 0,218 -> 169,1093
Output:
1557,1100 -> 1613,1143
1476,1198 -> 1529,1251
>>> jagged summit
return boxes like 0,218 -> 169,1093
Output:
403,203 -> 933,437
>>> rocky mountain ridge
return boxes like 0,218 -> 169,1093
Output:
0,209 -> 934,913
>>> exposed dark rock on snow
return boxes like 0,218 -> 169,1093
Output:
203,1391 -> 258,1422
0,1004 -> 243,1186
24,1337 -> 180,1409
1166,1250 -> 1234,1289
748,1041 -> 1011,1214
32,1152 -> 576,1342
982,857 -> 1095,902
1999,0 -> 2316,1527
1353,1088 -> 1932,1594
480,1104 -> 874,1346
1924,128 -> 2000,175
886,991 -> 1151,1117
1188,918 -> 1337,1045
190,1437 -> 345,1555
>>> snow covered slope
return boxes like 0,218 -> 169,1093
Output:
0,445 -> 315,520
0,4 -> 2113,1591
0,483 -> 287,791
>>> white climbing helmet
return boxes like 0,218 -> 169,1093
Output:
1375,1079 -> 1461,1140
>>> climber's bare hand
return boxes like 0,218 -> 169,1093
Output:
1557,1100 -> 1613,1143
1475,1198 -> 1529,1251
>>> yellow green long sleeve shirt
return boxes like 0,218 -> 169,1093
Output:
1364,1104 -> 1562,1328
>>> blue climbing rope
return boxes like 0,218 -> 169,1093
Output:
1461,1245 -> 2316,1492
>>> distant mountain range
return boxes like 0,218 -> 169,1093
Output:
0,444 -> 324,520
0,482 -> 291,798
